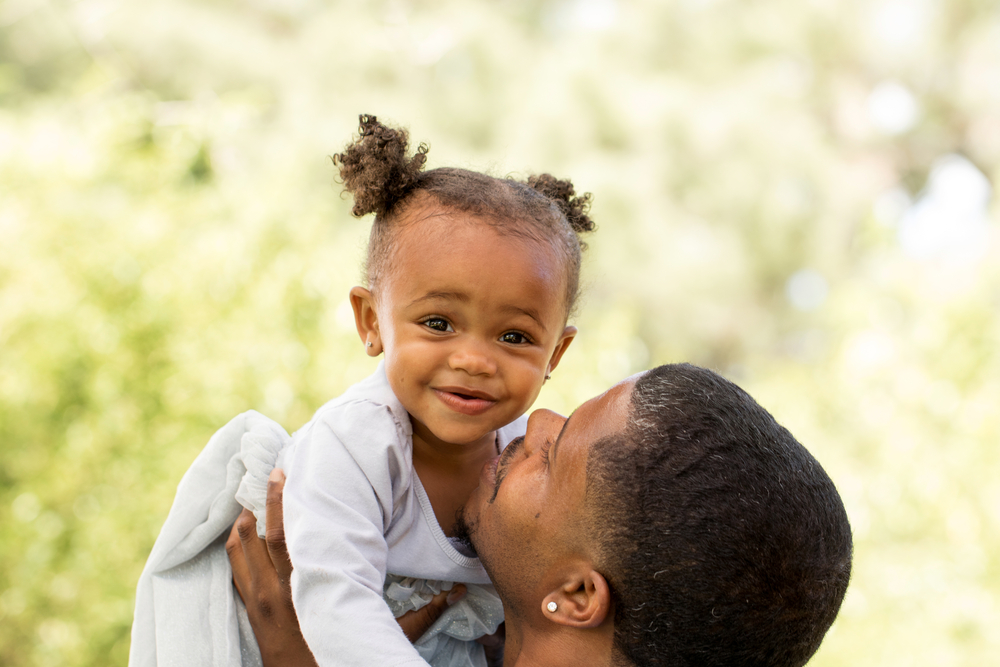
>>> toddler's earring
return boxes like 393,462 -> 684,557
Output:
546,601 -> 558,613
544,373 -> 551,380
366,341 -> 373,348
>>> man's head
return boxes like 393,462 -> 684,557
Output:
457,364 -> 852,667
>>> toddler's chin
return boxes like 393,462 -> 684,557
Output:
425,420 -> 501,447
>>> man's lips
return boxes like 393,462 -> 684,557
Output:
486,435 -> 523,502
433,387 -> 498,416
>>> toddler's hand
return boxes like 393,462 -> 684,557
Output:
395,583 -> 467,642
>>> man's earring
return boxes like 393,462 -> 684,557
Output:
546,601 -> 558,613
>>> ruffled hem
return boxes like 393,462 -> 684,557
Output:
384,574 -> 504,666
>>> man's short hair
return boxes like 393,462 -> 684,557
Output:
587,364 -> 852,667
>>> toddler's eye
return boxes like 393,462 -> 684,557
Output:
422,318 -> 453,333
499,331 -> 530,345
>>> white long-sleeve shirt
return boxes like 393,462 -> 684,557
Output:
281,362 -> 524,667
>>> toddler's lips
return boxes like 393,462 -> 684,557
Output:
433,388 -> 497,416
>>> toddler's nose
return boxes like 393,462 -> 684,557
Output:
449,340 -> 498,377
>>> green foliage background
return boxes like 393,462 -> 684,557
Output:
2,0 -> 999,664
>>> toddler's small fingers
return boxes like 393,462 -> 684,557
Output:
446,584 -> 467,605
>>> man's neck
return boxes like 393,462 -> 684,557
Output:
501,614 -> 616,666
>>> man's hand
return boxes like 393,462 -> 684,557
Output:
477,622 -> 505,667
226,469 -> 317,667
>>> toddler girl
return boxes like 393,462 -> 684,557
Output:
130,115 -> 594,667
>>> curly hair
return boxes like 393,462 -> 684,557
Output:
332,114 -> 595,315
587,364 -> 853,667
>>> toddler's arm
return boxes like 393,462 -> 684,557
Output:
282,407 -> 429,666
227,471 -> 462,667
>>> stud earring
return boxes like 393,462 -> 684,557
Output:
546,601 -> 558,613
544,373 -> 551,380
366,341 -> 373,348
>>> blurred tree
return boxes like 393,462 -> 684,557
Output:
1,0 -> 998,665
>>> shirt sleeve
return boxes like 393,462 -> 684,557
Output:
282,403 -> 429,667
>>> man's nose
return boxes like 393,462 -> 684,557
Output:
523,409 -> 566,454
448,338 -> 498,377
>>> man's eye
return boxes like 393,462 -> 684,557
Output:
500,331 -> 530,345
422,318 -> 452,332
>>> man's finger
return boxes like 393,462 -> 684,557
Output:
235,507 -> 274,591
476,621 -> 505,648
226,520 -> 250,604
265,468 -> 293,582
480,622 -> 505,667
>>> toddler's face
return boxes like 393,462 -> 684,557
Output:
356,202 -> 575,448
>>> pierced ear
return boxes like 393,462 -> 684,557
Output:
545,326 -> 577,378
350,286 -> 382,356
541,568 -> 611,629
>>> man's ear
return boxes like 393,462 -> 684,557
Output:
541,567 -> 612,629
350,286 -> 382,356
546,326 -> 577,377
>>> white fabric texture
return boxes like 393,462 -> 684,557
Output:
128,411 -> 290,667
129,363 -> 524,667
281,362 -> 524,667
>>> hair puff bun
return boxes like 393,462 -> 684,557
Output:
525,173 -> 595,234
333,114 -> 429,219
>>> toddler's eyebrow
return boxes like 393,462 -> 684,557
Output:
408,291 -> 469,307
496,304 -> 547,331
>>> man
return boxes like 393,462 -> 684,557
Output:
228,364 -> 853,666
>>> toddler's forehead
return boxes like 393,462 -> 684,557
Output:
395,196 -> 494,232
381,197 -> 572,314
386,217 -> 566,299
392,200 -> 549,253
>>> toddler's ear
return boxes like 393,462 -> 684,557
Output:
350,286 -> 383,356
546,326 -> 577,377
